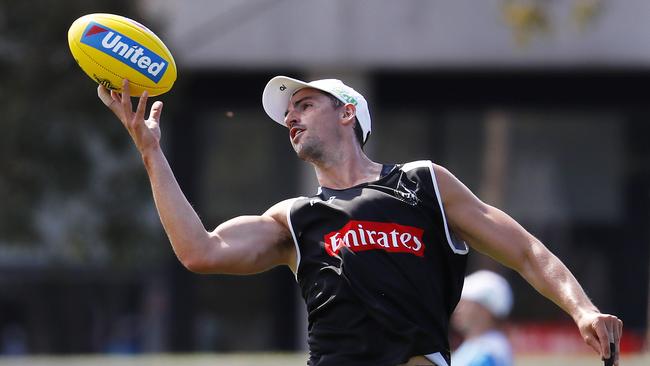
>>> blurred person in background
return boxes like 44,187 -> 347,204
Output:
452,270 -> 513,366
96,76 -> 622,366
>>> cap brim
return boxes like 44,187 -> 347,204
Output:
262,76 -> 313,127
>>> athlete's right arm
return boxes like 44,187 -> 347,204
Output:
97,81 -> 297,275
142,148 -> 296,275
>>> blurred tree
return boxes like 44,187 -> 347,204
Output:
501,0 -> 603,47
0,0 -> 167,269
501,0 -> 550,47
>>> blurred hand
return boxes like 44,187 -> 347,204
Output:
97,79 -> 162,155
577,310 -> 623,365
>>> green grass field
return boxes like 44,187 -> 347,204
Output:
0,353 -> 647,366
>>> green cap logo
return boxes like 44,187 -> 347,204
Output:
332,87 -> 358,105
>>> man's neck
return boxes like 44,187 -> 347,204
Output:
312,148 -> 382,190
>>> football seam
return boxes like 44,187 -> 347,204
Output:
75,43 -> 170,91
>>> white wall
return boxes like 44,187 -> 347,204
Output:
140,0 -> 650,69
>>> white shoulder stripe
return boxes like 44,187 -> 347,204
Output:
401,160 -> 431,172
286,197 -> 304,281
404,160 -> 469,255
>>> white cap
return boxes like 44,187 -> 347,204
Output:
262,76 -> 372,144
461,270 -> 513,318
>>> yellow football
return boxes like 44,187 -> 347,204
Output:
68,13 -> 177,96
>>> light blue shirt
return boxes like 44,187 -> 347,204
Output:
452,330 -> 512,366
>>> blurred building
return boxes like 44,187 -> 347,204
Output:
1,0 -> 648,355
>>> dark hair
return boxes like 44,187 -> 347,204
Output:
322,92 -> 367,149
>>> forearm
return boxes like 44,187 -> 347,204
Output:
451,199 -> 600,323
438,163 -> 622,361
141,146 -> 212,268
518,240 -> 599,323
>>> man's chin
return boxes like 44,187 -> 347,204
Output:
294,149 -> 310,162
294,143 -> 323,164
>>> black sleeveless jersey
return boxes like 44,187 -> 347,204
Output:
287,161 -> 469,366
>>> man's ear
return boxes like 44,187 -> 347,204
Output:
340,104 -> 357,126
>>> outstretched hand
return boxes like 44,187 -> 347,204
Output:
577,310 -> 623,365
97,79 -> 163,155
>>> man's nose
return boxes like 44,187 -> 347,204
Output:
285,111 -> 299,128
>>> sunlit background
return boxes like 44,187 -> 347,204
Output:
0,0 -> 648,364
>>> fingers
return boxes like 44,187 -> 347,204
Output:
134,90 -> 149,125
149,101 -> 164,123
110,90 -> 122,104
595,315 -> 624,363
120,79 -> 133,118
578,312 -> 623,365
98,80 -> 155,136
594,319 -> 611,358
613,318 -> 623,365
583,332 -> 601,356
121,78 -> 130,98
604,315 -> 623,363
97,85 -> 113,106
98,85 -> 127,121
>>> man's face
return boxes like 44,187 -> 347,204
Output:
284,88 -> 342,162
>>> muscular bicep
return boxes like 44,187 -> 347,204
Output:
435,165 -> 611,338
434,164 -> 536,272
189,200 -> 296,275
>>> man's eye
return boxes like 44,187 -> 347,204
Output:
302,103 -> 312,110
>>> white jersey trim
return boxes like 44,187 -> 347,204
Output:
286,197 -> 304,280
425,351 -> 449,366
402,160 -> 469,255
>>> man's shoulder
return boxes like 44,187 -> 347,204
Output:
263,197 -> 307,227
265,197 -> 305,214
396,160 -> 439,187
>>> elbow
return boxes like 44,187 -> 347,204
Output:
176,249 -> 226,274
179,256 -> 242,275
179,256 -> 213,274
172,236 -> 222,275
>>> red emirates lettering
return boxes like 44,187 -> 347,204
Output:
323,220 -> 425,257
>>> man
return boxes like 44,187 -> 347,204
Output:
451,270 -> 514,366
97,76 -> 622,366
